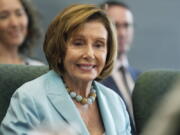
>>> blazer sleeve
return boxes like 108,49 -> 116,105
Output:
0,88 -> 40,135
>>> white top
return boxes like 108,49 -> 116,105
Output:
112,56 -> 135,122
23,56 -> 45,66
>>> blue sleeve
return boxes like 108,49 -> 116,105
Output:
0,88 -> 40,135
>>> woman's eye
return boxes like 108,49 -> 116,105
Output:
73,40 -> 84,46
16,9 -> 26,17
0,13 -> 8,19
94,42 -> 105,48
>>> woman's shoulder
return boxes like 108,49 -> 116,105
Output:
10,71 -> 62,110
94,81 -> 120,97
94,81 -> 127,109
15,71 -> 58,96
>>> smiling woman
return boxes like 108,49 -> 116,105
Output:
0,0 -> 43,65
0,4 -> 132,135
64,21 -> 107,83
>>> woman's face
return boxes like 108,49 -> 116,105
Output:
63,21 -> 108,82
0,0 -> 28,48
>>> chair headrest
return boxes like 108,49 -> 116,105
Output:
132,70 -> 180,133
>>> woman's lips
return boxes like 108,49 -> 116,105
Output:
77,64 -> 96,71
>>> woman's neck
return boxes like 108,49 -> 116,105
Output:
0,44 -> 24,64
63,75 -> 93,97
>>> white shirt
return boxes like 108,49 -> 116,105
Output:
111,56 -> 135,122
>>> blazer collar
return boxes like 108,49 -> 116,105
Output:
45,71 -> 116,135
94,82 -> 116,135
45,71 -> 89,134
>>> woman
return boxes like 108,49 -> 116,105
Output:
0,0 -> 43,65
0,4 -> 131,135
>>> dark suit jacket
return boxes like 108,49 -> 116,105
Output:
101,66 -> 141,135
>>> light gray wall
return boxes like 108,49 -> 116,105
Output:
127,0 -> 180,71
32,0 -> 180,71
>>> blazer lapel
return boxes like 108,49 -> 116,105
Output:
45,71 -> 89,134
95,82 -> 117,135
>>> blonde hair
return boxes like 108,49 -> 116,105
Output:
43,4 -> 117,80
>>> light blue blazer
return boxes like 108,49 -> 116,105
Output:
0,71 -> 131,135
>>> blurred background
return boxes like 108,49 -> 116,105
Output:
32,0 -> 180,71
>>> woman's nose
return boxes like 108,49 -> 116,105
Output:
9,15 -> 19,27
83,45 -> 95,60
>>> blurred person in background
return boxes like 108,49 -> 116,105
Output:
101,1 -> 141,134
0,4 -> 131,135
0,0 -> 44,65
141,81 -> 180,135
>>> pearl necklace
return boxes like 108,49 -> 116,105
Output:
65,83 -> 97,105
